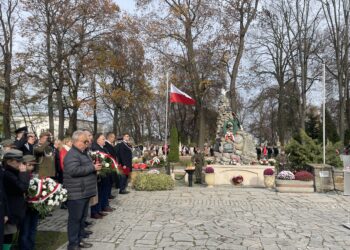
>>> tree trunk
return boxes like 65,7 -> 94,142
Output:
3,84 -> 11,138
229,33 -> 245,113
3,52 -> 12,138
277,84 -> 286,145
45,3 -> 54,135
56,91 -> 65,139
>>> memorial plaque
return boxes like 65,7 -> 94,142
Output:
223,143 -> 234,153
319,171 -> 329,178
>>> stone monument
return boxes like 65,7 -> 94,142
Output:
214,92 -> 256,165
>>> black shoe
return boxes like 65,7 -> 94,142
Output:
79,241 -> 93,248
119,190 -> 130,194
84,221 -> 94,227
84,230 -> 93,235
60,203 -> 67,209
109,195 -> 116,199
68,246 -> 81,250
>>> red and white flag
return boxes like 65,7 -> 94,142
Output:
170,84 -> 196,105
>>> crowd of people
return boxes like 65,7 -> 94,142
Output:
0,126 -> 133,250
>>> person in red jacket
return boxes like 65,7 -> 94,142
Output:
59,137 -> 72,172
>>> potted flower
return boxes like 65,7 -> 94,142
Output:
276,170 -> 314,193
263,168 -> 275,188
204,166 -> 215,188
232,175 -> 243,186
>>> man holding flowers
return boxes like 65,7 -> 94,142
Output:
64,131 -> 102,250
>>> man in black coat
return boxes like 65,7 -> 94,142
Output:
115,133 -> 132,194
0,163 -> 7,249
21,132 -> 36,156
64,130 -> 102,250
2,149 -> 30,244
104,132 -> 117,160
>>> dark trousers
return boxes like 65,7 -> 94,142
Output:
91,176 -> 110,215
19,209 -> 39,250
119,174 -> 128,192
67,198 -> 89,248
100,176 -> 110,209
108,173 -> 114,196
0,210 -> 3,249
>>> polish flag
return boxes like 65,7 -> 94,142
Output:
170,84 -> 196,105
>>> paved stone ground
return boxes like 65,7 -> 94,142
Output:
41,187 -> 350,249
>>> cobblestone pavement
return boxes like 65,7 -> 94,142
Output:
43,187 -> 350,249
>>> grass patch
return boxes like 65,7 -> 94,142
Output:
36,231 -> 67,250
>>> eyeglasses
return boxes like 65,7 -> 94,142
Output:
84,140 -> 89,144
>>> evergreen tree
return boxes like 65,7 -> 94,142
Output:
320,109 -> 340,143
286,129 -> 342,170
305,110 -> 321,141
168,126 -> 179,162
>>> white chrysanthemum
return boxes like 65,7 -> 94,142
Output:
42,191 -> 47,196
100,154 -> 105,159
47,199 -> 54,206
105,163 -> 110,168
30,179 -> 35,185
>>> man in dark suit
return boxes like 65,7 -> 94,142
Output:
104,132 -> 117,159
115,133 -> 132,194
22,133 -> 36,156
104,132 -> 117,198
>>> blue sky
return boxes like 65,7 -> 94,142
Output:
114,0 -> 136,12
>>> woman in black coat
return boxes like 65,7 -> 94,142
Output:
2,149 -> 30,244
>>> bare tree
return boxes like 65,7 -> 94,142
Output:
220,0 -> 259,112
0,0 -> 18,138
319,0 -> 350,143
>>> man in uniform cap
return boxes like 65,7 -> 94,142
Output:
14,126 -> 28,151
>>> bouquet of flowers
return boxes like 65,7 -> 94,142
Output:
268,159 -> 276,166
277,170 -> 295,180
232,175 -> 244,185
27,177 -> 67,218
118,164 -> 131,176
133,163 -> 148,170
89,151 -> 119,176
148,169 -> 160,175
259,159 -> 269,165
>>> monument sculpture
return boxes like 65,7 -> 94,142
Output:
214,92 -> 256,165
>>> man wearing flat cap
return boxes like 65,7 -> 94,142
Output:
1,139 -> 15,151
2,149 -> 30,245
18,154 -> 39,250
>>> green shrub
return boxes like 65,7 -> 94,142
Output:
285,129 -> 343,170
134,173 -> 175,191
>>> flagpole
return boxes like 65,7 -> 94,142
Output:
323,63 -> 326,165
165,72 -> 169,163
